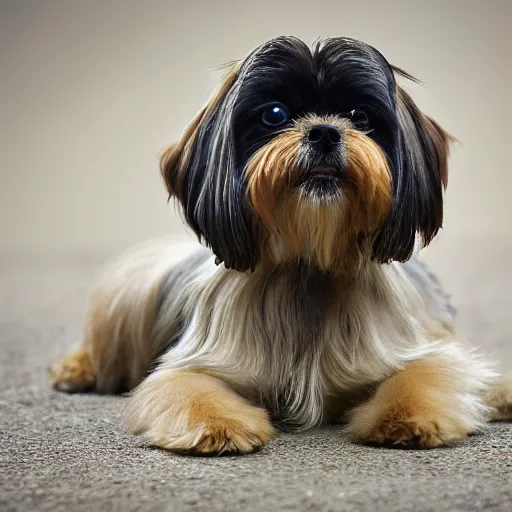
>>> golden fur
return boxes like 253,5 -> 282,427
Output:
124,370 -> 276,454
345,358 -> 481,447
246,116 -> 393,274
246,129 -> 304,227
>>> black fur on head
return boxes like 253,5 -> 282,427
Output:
161,36 -> 451,271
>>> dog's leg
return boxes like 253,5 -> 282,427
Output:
345,349 -> 492,448
49,255 -> 163,394
125,370 -> 276,455
50,241 -> 208,394
485,380 -> 512,421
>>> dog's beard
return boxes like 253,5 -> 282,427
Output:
298,175 -> 343,200
245,118 -> 393,273
295,148 -> 346,201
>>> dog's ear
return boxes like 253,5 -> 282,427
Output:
372,74 -> 453,263
160,63 -> 258,271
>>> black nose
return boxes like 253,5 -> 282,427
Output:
307,124 -> 341,153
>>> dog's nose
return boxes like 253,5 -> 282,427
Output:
307,124 -> 341,153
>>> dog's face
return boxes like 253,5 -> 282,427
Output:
161,37 -> 451,273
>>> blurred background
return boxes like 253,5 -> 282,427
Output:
1,1 -> 511,369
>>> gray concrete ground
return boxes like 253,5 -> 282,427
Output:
1,236 -> 511,511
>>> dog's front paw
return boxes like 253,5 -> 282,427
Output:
125,371 -> 276,455
347,410 -> 462,448
345,359 -> 488,448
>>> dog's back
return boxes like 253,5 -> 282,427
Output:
397,258 -> 457,338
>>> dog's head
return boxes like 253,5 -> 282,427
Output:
161,37 -> 451,273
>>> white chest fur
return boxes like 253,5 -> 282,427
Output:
157,255 -> 453,429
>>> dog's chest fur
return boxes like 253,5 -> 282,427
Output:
158,252 -> 454,430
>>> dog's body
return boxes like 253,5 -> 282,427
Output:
50,36 -> 512,453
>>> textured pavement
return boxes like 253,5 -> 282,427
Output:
1,236 -> 511,511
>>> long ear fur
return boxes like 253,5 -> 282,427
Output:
160,63 -> 258,271
372,71 -> 453,263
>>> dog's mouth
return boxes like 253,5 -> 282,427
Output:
298,166 -> 344,187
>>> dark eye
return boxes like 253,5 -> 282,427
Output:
261,104 -> 289,127
349,109 -> 370,131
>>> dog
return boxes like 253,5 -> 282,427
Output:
50,36 -> 512,454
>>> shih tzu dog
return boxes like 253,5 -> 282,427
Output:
50,36 -> 512,454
